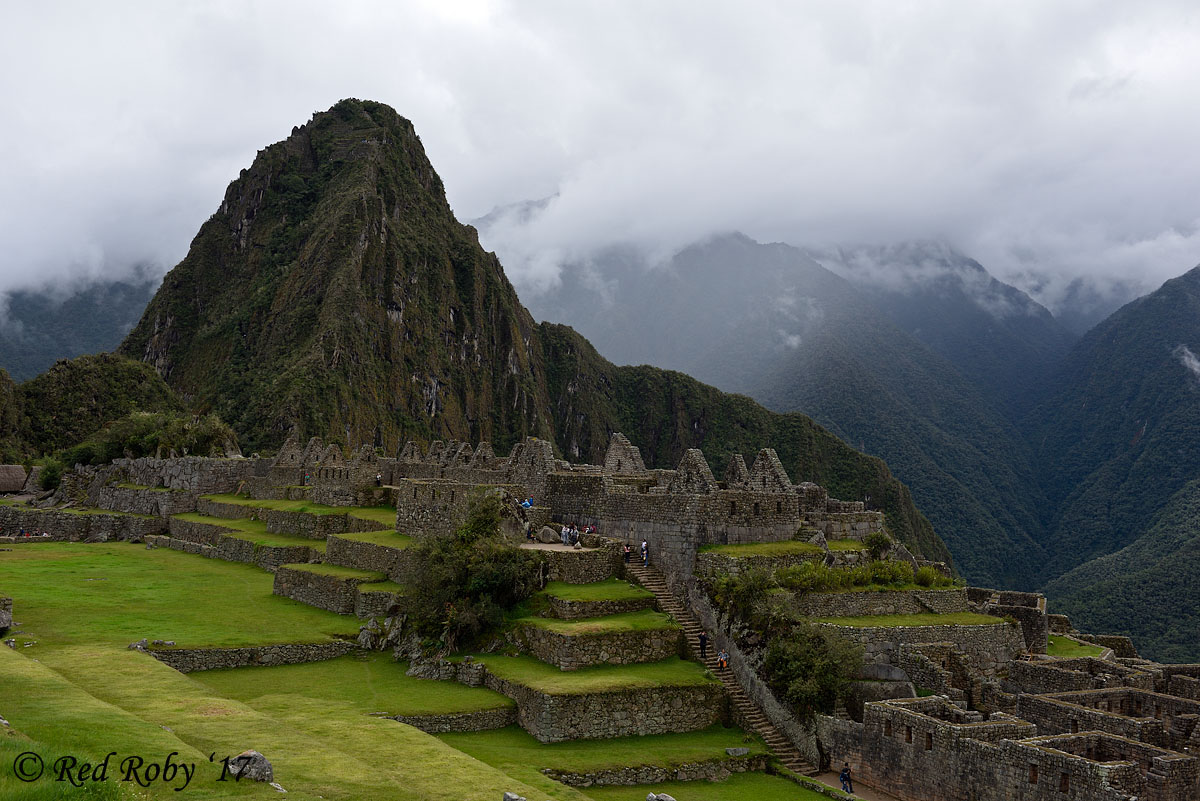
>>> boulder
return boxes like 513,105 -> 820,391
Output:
502,793 -> 526,801
231,750 -> 273,782
127,638 -> 148,651
725,747 -> 750,756
536,526 -> 559,544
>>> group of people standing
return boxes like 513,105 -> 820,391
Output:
621,539 -> 650,566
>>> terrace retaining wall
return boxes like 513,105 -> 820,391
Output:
0,506 -> 164,542
147,640 -> 358,672
543,754 -> 769,787
379,706 -> 517,734
513,624 -> 682,671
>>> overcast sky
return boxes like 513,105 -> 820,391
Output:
2,0 -> 1199,314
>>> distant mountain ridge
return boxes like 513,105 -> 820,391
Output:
0,275 -> 159,381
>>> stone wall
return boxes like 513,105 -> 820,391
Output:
393,479 -> 520,537
545,595 -> 655,620
513,623 -> 681,670
264,509 -> 379,540
784,589 -> 969,619
854,696 -> 1196,801
0,596 -> 11,631
111,456 -> 261,494
819,621 -> 1026,676
451,660 -> 727,743
147,640 -> 357,672
379,707 -> 517,734
694,549 -> 823,578
94,486 -> 199,517
272,566 -> 372,615
1018,689 -> 1200,751
1077,634 -> 1140,659
325,535 -> 413,580
541,542 -> 622,584
167,517 -> 229,546
543,754 -> 768,787
355,587 -> 400,619
1007,659 -> 1157,696
0,506 -> 164,542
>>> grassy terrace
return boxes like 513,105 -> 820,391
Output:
814,612 -> 1006,627
1048,634 -> 1106,658
826,538 -> 868,551
333,529 -> 413,548
461,655 -> 717,695
698,540 -> 822,557
281,562 -> 383,580
202,493 -> 396,526
359,579 -> 405,594
0,543 -> 575,799
0,543 -> 360,649
194,652 -> 512,716
519,610 -> 677,635
440,725 -> 772,794
172,512 -> 327,551
540,578 -> 653,602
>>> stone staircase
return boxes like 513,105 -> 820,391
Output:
626,564 -> 818,776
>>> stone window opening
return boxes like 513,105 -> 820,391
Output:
450,490 -> 455,502
775,501 -> 782,513
1029,764 -> 1038,784
1070,718 -> 1078,733
413,488 -> 417,499
753,502 -> 761,516
885,720 -> 892,737
1059,773 -> 1069,793
924,732 -> 933,751
905,726 -> 913,744
729,501 -> 737,515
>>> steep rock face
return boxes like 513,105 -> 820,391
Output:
118,99 -> 950,563
121,100 -> 552,455
0,369 -> 21,462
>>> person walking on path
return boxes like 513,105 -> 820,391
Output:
840,763 -> 854,794
641,539 -> 649,566
716,649 -> 729,671
623,543 -> 631,563
698,631 -> 708,661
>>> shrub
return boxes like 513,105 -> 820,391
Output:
37,457 -> 63,491
400,494 -> 543,652
58,411 -> 237,466
914,565 -> 943,587
776,559 -> 918,594
762,623 -> 862,722
864,530 -> 893,559
710,568 -> 776,621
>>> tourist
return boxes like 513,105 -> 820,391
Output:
375,472 -> 382,487
698,631 -> 708,660
840,763 -> 854,794
641,539 -> 648,566
623,543 -> 631,563
560,525 -> 570,546
524,521 -> 535,542
717,649 -> 729,671
521,496 -> 534,509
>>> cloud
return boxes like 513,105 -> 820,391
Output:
1,0 -> 1199,317
1174,344 -> 1200,382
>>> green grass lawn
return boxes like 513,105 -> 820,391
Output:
192,652 -> 512,716
201,494 -> 396,526
359,580 -> 405,593
1047,634 -> 1106,658
814,612 -> 1006,627
440,724 -> 767,788
519,609 -> 677,635
0,542 -> 360,648
173,512 -> 268,533
540,578 -> 653,602
332,529 -> 413,548
826,539 -> 868,551
0,545 -> 571,800
698,540 -> 822,557
583,772 -> 829,801
464,655 -> 717,695
280,562 -> 384,581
